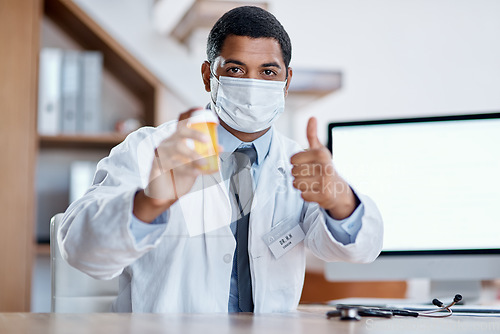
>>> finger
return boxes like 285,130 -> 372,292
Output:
176,107 -> 206,133
306,117 -> 322,149
293,179 -> 322,192
299,189 -> 322,203
178,107 -> 204,122
169,141 -> 213,171
172,140 -> 203,162
176,126 -> 210,143
290,149 -> 330,165
157,141 -> 203,168
290,151 -> 316,165
291,164 -> 321,177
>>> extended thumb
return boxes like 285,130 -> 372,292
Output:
307,117 -> 322,149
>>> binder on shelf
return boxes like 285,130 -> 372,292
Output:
60,51 -> 81,134
38,48 -> 104,137
37,48 -> 63,135
80,52 -> 103,134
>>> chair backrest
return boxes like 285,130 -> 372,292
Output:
50,213 -> 119,313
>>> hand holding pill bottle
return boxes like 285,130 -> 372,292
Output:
186,109 -> 220,173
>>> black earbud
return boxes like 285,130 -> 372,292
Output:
432,294 -> 462,309
432,299 -> 444,307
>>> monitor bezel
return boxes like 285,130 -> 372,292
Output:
327,111 -> 500,257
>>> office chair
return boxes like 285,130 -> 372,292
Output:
50,213 -> 119,313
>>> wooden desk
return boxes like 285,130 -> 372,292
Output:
1,307 -> 500,334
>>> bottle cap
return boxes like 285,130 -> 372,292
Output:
188,109 -> 219,125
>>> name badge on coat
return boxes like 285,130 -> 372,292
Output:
262,218 -> 305,259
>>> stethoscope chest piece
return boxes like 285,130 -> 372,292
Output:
339,306 -> 361,321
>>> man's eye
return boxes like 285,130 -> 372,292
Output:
227,67 -> 242,74
263,69 -> 276,76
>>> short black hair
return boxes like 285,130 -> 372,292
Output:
206,6 -> 292,68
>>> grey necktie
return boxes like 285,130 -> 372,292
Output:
230,146 -> 257,312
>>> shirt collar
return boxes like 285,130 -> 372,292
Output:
217,124 -> 273,166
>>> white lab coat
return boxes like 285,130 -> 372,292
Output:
59,120 -> 383,313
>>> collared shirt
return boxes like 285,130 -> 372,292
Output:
217,123 -> 273,190
129,124 -> 364,312
217,124 -> 272,312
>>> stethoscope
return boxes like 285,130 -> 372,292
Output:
327,294 -> 463,320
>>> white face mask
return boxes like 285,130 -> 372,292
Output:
210,75 -> 286,133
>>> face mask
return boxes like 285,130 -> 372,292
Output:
210,75 -> 286,133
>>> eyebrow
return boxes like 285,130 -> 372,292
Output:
222,59 -> 245,66
222,59 -> 282,69
262,62 -> 282,69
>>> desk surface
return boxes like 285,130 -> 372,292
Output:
1,306 -> 500,334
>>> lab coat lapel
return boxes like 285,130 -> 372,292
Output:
249,131 -> 288,253
177,170 -> 231,237
203,171 -> 232,234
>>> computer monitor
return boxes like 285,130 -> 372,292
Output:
324,112 -> 500,303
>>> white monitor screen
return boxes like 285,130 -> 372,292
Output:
330,114 -> 500,252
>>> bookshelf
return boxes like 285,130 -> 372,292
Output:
39,134 -> 127,149
43,0 -> 160,129
34,0 -> 158,235
33,0 -> 164,249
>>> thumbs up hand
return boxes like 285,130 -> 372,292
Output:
305,116 -> 323,150
290,117 -> 359,220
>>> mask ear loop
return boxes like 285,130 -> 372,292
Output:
208,61 -> 222,84
208,63 -> 222,110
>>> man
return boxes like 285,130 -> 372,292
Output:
60,6 -> 383,313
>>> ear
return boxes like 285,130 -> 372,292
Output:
284,67 -> 293,97
201,61 -> 212,92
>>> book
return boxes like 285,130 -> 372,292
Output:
38,48 -> 104,135
80,52 -> 103,134
60,51 -> 81,134
37,48 -> 63,135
